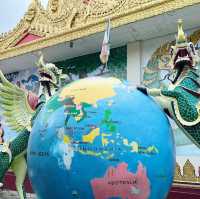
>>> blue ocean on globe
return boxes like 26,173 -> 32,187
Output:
27,77 -> 175,199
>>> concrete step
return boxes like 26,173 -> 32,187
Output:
0,190 -> 36,199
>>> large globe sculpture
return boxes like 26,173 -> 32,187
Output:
27,77 -> 175,199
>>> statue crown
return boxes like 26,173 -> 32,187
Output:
176,19 -> 187,43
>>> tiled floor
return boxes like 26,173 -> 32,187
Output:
0,190 -> 36,199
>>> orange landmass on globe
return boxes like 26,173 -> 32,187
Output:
59,77 -> 121,107
91,162 -> 150,199
82,128 -> 100,144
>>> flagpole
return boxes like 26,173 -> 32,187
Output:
106,18 -> 110,69
100,18 -> 111,68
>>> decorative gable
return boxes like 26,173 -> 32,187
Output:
15,33 -> 41,46
0,0 -> 199,60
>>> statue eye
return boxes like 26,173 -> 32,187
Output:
169,48 -> 173,57
51,67 -> 55,72
190,42 -> 195,54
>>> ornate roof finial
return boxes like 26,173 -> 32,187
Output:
25,0 -> 44,22
25,1 -> 37,22
48,0 -> 59,13
29,0 -> 43,9
30,0 -> 37,6
176,19 -> 187,43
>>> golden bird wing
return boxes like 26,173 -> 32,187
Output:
0,70 -> 35,132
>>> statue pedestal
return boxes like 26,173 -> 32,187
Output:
3,172 -> 33,193
168,183 -> 200,199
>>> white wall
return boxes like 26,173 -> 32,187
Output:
127,41 -> 142,86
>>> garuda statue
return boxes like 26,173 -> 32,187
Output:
138,19 -> 200,148
0,53 -> 69,199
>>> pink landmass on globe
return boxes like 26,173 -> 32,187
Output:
91,162 -> 150,199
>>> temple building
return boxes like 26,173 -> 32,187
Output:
1,0 -> 200,198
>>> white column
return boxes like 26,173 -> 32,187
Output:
127,41 -> 142,86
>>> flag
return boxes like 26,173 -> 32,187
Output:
100,18 -> 111,65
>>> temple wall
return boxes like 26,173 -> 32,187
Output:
127,41 -> 142,85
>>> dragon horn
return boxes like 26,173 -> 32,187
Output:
36,52 -> 45,68
0,70 -> 7,83
176,19 -> 187,43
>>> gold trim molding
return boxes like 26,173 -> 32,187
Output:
174,160 -> 200,184
1,0 -> 200,60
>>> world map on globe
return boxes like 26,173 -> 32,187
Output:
28,77 -> 175,199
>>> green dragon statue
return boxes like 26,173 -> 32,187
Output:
138,19 -> 200,148
0,53 -> 69,199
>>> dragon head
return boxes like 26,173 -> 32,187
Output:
36,53 -> 70,98
37,54 -> 62,88
170,19 -> 199,70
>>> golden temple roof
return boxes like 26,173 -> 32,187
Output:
0,0 -> 200,60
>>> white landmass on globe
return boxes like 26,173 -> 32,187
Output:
131,186 -> 140,195
52,128 -> 74,170
63,144 -> 74,170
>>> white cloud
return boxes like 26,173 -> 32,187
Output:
0,0 -> 49,33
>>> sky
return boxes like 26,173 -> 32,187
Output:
0,0 -> 48,33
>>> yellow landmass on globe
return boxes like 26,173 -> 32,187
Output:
82,128 -> 100,144
57,128 -> 71,144
123,139 -> 139,153
123,138 -> 159,154
79,150 -> 102,157
80,129 -> 113,157
59,77 -> 121,106
63,135 -> 71,144
75,108 -> 84,121
101,133 -> 112,146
